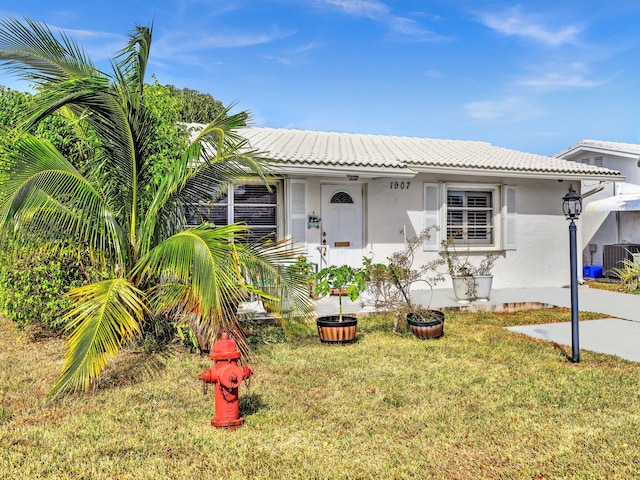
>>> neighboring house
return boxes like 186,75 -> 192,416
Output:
556,140 -> 640,274
189,125 -> 623,288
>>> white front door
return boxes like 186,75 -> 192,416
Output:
320,184 -> 363,267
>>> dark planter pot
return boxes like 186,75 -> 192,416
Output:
406,310 -> 445,340
316,315 -> 358,344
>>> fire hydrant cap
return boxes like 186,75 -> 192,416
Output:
211,333 -> 241,360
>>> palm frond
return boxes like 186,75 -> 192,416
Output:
138,112 -> 274,255
0,18 -> 154,254
195,108 -> 269,182
133,224 -> 249,336
0,135 -> 127,266
139,145 -> 261,255
236,238 -> 315,324
113,25 -> 152,100
50,278 -> 147,397
0,16 -> 98,87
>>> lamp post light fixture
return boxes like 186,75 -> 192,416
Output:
562,184 -> 582,363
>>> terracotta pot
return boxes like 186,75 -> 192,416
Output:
316,315 -> 358,344
406,310 -> 445,339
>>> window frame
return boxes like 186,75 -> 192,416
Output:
186,181 -> 282,242
446,188 -> 495,246
444,183 -> 501,251
423,182 -> 514,253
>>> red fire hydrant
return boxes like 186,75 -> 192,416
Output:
198,333 -> 253,430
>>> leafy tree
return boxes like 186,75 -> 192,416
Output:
0,17 -> 312,396
159,82 -> 226,124
0,75 -> 221,334
0,86 -> 29,130
0,86 -> 100,165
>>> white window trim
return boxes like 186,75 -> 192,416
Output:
501,185 -> 517,251
286,178 -> 307,249
424,182 -> 515,253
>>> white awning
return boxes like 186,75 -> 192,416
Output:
585,194 -> 640,211
585,183 -> 640,212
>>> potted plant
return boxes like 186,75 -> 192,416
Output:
307,212 -> 321,229
441,238 -> 499,303
363,227 -> 446,339
314,264 -> 365,343
472,254 -> 498,302
441,238 -> 475,303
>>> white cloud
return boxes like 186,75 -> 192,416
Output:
517,62 -> 614,91
387,17 -> 448,42
464,97 -> 541,122
154,27 -> 294,57
477,6 -> 582,47
58,27 -> 122,41
519,72 -> 606,90
313,0 -> 448,42
293,40 -> 325,55
317,0 -> 389,18
262,55 -> 295,67
261,41 -> 324,68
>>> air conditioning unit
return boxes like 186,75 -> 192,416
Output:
603,244 -> 640,276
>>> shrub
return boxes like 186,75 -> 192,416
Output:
361,227 -> 445,331
611,257 -> 640,292
0,236 -> 100,330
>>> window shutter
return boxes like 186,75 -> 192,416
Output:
423,182 -> 441,251
288,180 -> 307,248
502,185 -> 517,250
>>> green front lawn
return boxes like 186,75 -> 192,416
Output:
1,308 -> 638,479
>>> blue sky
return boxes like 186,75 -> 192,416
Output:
2,1 -> 640,156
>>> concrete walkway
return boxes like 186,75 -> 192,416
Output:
314,286 -> 640,362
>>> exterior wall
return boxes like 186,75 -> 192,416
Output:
287,173 -> 573,289
560,151 -> 640,267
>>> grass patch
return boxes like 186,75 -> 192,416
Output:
586,279 -> 639,294
1,308 -> 639,479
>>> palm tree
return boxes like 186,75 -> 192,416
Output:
0,17 -> 312,396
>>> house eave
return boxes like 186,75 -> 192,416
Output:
408,165 -> 625,182
556,145 -> 640,161
267,164 -> 417,178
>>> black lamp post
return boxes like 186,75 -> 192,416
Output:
562,184 -> 582,363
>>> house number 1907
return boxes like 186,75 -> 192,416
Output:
390,181 -> 410,190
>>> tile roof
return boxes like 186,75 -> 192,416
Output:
556,139 -> 640,158
187,124 -> 622,179
239,127 -> 621,179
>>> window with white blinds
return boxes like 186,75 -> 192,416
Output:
423,183 -> 516,251
446,190 -> 493,244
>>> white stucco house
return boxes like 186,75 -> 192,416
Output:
556,140 -> 640,275
190,126 -> 624,288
